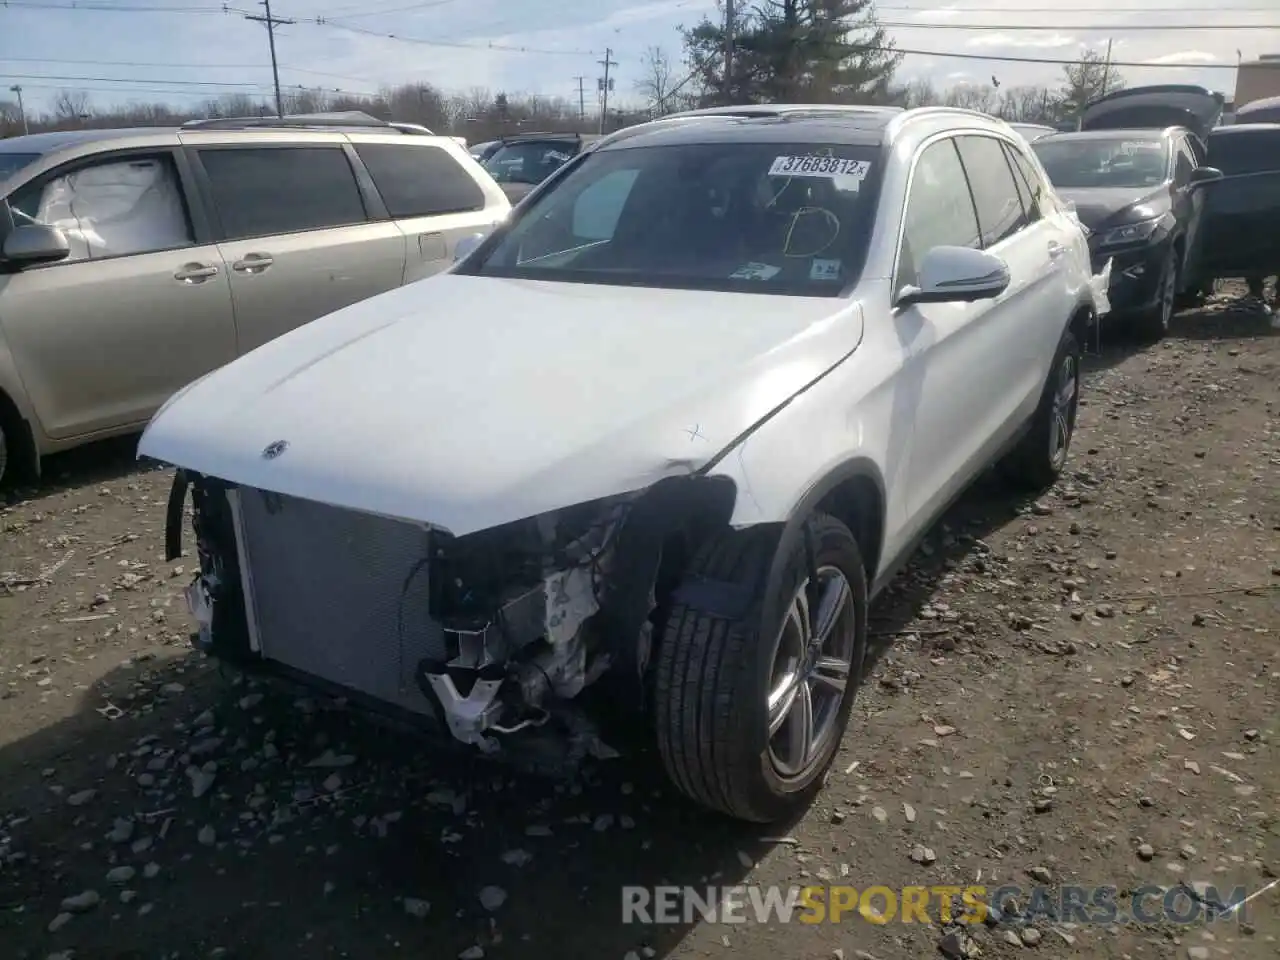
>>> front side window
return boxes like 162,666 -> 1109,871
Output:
198,146 -> 367,241
955,135 -> 1030,247
465,141 -> 882,296
9,153 -> 193,263
1173,140 -> 1196,185
1033,137 -> 1170,189
483,140 -> 579,186
898,138 -> 980,290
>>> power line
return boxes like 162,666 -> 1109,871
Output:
0,72 -> 373,97
883,20 -> 1277,30
308,17 -> 601,56
0,1 -> 229,11
325,0 -> 466,19
890,44 -> 1243,69
0,56 -> 373,85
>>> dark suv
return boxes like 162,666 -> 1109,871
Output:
1194,123 -> 1280,294
1031,86 -> 1226,339
481,132 -> 601,203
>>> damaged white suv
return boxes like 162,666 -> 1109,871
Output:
138,105 -> 1109,823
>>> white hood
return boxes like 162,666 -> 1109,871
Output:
139,274 -> 863,535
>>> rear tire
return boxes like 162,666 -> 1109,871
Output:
999,326 -> 1081,492
1131,245 -> 1178,342
653,513 -> 868,823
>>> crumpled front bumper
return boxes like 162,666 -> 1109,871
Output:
1091,257 -> 1113,318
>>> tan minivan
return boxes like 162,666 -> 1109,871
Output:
0,113 -> 509,484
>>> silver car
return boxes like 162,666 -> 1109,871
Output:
0,114 -> 509,484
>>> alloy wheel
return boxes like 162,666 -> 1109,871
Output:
1049,353 -> 1078,470
766,565 -> 857,779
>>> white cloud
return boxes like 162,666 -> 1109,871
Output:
964,33 -> 1080,51
1143,51 -> 1221,66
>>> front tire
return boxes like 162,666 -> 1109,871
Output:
999,325 -> 1081,492
653,513 -> 868,823
1132,245 -> 1179,342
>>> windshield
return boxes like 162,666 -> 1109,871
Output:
464,140 -> 881,296
0,152 -> 41,185
1033,138 -> 1169,189
484,140 -> 578,185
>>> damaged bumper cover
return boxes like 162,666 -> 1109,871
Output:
168,471 -> 736,757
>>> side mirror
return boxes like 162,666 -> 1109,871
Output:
1189,165 -> 1223,185
2,223 -> 72,267
453,232 -> 486,263
896,246 -> 1010,307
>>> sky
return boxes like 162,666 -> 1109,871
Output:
0,0 -> 1276,116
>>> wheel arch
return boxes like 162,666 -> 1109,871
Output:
759,457 -> 887,632
0,385 -> 38,483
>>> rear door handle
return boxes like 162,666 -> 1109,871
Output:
232,253 -> 274,274
1047,241 -> 1066,259
174,263 -> 219,284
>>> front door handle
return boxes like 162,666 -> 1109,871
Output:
232,253 -> 274,274
174,263 -> 219,284
1047,241 -> 1065,259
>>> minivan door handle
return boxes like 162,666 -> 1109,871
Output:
231,253 -> 274,274
174,263 -> 219,284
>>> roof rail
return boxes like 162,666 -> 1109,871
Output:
182,111 -> 433,134
665,104 -> 903,121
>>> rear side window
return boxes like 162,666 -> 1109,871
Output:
955,136 -> 1029,247
1207,130 -> 1280,175
198,146 -> 367,240
354,142 -> 486,218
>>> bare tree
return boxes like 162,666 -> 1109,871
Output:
1059,49 -> 1125,121
889,77 -> 940,109
52,89 -> 92,124
998,84 -> 1056,123
944,83 -> 998,114
635,45 -> 676,115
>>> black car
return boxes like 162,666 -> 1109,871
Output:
1194,123 -> 1280,290
481,132 -> 601,204
1032,86 -> 1225,339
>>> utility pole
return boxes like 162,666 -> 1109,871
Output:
597,48 -> 617,134
723,0 -> 735,103
1100,37 -> 1114,98
574,76 -> 586,123
8,84 -> 28,135
245,0 -> 294,118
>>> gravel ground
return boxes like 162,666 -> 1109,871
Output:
1,288 -> 1278,960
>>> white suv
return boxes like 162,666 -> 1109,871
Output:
138,105 -> 1110,823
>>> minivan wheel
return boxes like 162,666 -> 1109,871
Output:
1133,246 -> 1179,342
653,513 -> 868,823
999,326 -> 1081,491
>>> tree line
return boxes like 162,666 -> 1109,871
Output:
1,0 -> 1125,141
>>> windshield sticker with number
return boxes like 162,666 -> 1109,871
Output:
1118,142 -> 1163,155
768,155 -> 871,180
730,262 -> 782,281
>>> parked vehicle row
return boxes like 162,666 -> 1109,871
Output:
1026,85 -> 1280,336
0,113 -> 510,484
136,104 -> 1112,823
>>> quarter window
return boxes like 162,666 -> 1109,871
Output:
198,146 -> 367,240
9,153 -> 193,263
955,136 -> 1029,247
354,142 -> 486,218
1001,141 -> 1041,224
898,138 -> 981,290
1009,147 -> 1051,216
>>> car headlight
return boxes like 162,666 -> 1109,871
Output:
1098,218 -> 1160,247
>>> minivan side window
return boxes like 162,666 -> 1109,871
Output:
955,135 -> 1029,248
898,138 -> 981,291
198,146 -> 368,241
9,153 -> 194,263
354,142 -> 486,218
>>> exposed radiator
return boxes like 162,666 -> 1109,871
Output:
231,487 -> 447,718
